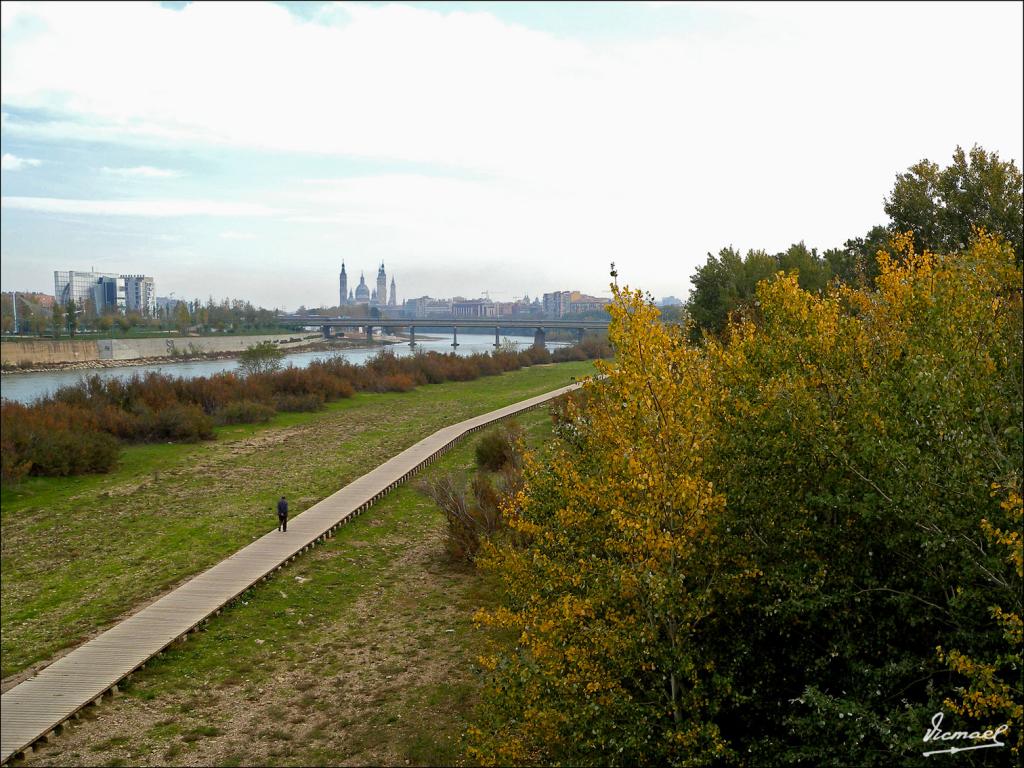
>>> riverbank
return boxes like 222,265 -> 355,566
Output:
0,335 -> 405,375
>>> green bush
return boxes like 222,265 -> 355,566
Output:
474,420 -> 525,472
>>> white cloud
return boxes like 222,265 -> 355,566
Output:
219,230 -> 256,240
101,165 -> 184,178
1,152 -> 41,170
0,1 -> 1021,302
1,196 -> 278,217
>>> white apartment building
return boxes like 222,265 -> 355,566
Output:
123,275 -> 156,316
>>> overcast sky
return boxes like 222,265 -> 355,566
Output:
1,1 -> 1021,310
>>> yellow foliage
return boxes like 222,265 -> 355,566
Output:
468,230 -> 1023,765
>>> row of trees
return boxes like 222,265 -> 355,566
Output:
469,232 -> 1022,765
1,294 -> 285,338
684,145 -> 1023,340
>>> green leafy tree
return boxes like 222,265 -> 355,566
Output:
776,241 -> 832,293
174,302 -> 191,333
237,340 -> 285,376
686,246 -> 778,340
51,302 -> 63,338
885,144 -> 1023,261
66,300 -> 78,337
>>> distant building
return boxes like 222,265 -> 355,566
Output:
123,275 -> 156,316
452,299 -> 497,318
55,270 -> 117,310
354,273 -> 371,304
9,292 -> 56,310
543,290 -> 609,317
402,296 -> 454,319
658,295 -> 683,307
542,291 -> 572,318
376,263 -> 387,308
55,269 -> 154,315
155,296 -> 183,316
569,296 -> 610,315
340,262 -> 396,310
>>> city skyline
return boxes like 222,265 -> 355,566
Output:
1,1 -> 1022,308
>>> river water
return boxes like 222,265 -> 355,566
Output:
0,333 -> 566,405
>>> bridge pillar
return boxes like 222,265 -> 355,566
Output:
409,326 -> 416,348
452,326 -> 459,349
366,325 -> 373,343
321,325 -> 332,338
494,326 -> 501,349
576,327 -> 585,344
534,327 -> 546,349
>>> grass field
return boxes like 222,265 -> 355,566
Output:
1,360 -> 594,682
17,402 -> 559,767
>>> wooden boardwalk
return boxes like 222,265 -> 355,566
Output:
0,382 -> 581,764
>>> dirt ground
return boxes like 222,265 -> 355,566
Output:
21,515 -> 483,767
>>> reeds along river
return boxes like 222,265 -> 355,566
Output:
0,333 -> 566,405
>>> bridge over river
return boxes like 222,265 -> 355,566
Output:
280,315 -> 610,348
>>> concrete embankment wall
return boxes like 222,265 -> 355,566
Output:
0,340 -> 101,365
1,334 -> 314,365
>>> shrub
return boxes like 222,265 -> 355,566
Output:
474,420 -> 525,472
447,358 -> 482,382
238,340 -> 285,376
378,373 -> 417,393
411,353 -> 448,384
420,466 -> 523,564
154,403 -> 214,442
273,392 -> 325,412
491,351 -> 522,372
519,345 -> 551,365
26,428 -> 120,475
215,400 -> 276,425
0,401 -> 120,478
0,443 -> 32,481
551,344 -> 587,362
92,403 -> 140,439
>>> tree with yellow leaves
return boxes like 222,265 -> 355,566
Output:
469,231 -> 1022,766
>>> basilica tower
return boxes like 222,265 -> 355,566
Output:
339,261 -> 348,308
388,276 -> 397,307
376,263 -> 387,309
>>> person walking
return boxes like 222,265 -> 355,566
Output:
277,495 -> 289,532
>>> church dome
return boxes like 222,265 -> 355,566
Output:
355,274 -> 371,302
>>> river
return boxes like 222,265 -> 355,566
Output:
0,333 -> 567,405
